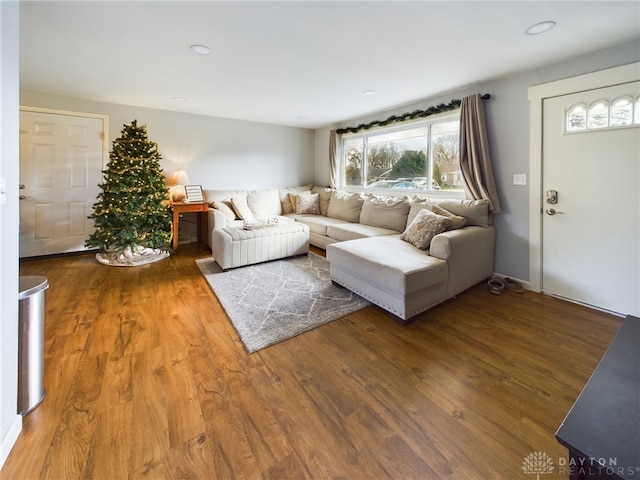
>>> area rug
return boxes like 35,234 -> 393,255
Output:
196,253 -> 370,353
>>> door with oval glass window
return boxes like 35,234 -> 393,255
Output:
542,81 -> 639,316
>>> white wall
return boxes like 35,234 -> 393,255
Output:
0,0 -> 23,469
19,93 -> 315,239
19,92 -> 316,191
314,40 -> 640,282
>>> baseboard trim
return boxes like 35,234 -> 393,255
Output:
0,415 -> 22,470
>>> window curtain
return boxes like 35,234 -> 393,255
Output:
329,129 -> 341,188
459,94 -> 502,213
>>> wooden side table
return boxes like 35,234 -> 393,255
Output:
170,202 -> 209,252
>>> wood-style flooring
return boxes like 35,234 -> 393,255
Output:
2,243 -> 623,479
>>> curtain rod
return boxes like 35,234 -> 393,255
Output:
336,94 -> 491,135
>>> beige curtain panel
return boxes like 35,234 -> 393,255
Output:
329,129 -> 341,189
459,94 -> 502,213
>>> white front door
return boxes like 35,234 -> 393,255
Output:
541,81 -> 640,316
19,110 -> 106,257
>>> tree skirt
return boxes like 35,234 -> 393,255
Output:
196,253 -> 370,353
96,245 -> 171,267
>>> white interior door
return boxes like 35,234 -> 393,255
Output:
542,82 -> 640,316
19,110 -> 105,257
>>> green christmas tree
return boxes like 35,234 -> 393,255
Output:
86,120 -> 172,254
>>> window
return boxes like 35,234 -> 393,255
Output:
610,97 -> 633,126
566,94 -> 640,133
587,101 -> 609,129
566,104 -> 586,131
341,114 -> 462,193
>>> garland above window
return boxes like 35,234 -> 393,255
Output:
336,94 -> 491,135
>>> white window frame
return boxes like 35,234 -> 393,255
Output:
338,112 -> 464,198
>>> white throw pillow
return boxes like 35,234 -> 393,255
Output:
211,200 -> 237,222
401,209 -> 452,250
230,197 -> 254,221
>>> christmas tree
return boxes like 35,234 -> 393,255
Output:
86,120 -> 172,265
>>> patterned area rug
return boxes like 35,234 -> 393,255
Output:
196,253 -> 370,353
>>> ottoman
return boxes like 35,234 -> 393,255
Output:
212,219 -> 310,270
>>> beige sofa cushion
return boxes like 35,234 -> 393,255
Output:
327,191 -> 365,222
247,188 -> 282,217
326,223 -> 399,242
292,215 -> 350,236
311,186 -> 334,216
359,195 -> 410,232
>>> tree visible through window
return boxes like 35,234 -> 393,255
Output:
341,115 -> 462,193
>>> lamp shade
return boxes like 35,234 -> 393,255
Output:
169,169 -> 190,186
169,169 -> 190,202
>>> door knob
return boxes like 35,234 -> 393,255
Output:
546,208 -> 564,216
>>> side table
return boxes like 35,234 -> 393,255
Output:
170,202 -> 209,252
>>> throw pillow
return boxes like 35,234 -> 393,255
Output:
289,190 -> 311,213
430,204 -> 466,230
230,197 -> 254,221
279,184 -> 313,214
401,209 -> 452,250
211,200 -> 237,222
326,191 -> 365,222
295,192 -> 321,214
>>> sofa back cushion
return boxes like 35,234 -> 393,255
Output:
410,197 -> 489,227
204,189 -> 247,205
327,191 -> 365,222
247,188 -> 282,217
359,195 -> 410,232
311,186 -> 334,216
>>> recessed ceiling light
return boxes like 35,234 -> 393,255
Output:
525,21 -> 556,35
190,44 -> 210,55
362,90 -> 376,96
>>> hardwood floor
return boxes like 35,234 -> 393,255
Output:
3,244 -> 623,480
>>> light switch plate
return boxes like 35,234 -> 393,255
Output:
513,174 -> 527,186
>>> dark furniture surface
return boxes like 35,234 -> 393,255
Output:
556,315 -> 640,480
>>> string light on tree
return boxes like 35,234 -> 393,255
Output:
86,120 -> 173,266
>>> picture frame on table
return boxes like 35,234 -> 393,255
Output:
184,185 -> 204,203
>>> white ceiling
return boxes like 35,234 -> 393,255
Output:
20,1 -> 640,129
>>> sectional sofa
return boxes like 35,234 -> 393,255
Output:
204,185 -> 495,323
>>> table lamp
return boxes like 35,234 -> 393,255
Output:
169,168 -> 190,202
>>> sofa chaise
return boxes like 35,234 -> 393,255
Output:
204,185 -> 495,322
